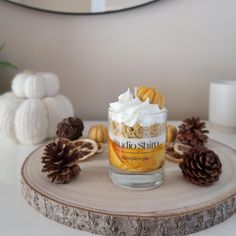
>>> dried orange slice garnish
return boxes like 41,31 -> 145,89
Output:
96,143 -> 104,154
174,143 -> 191,156
72,138 -> 98,161
166,143 -> 183,164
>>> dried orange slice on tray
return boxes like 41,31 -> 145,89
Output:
166,143 -> 191,164
174,143 -> 191,155
166,143 -> 183,164
96,143 -> 104,154
72,138 -> 98,161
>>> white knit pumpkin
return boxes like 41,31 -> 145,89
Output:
0,92 -> 74,144
12,70 -> 60,99
0,92 -> 24,139
0,70 -> 74,144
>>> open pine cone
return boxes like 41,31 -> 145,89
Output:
178,117 -> 209,146
179,147 -> 222,186
41,138 -> 81,184
56,117 -> 84,141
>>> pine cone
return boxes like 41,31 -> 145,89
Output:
56,117 -> 84,140
41,138 -> 81,184
179,147 -> 222,186
178,117 -> 209,146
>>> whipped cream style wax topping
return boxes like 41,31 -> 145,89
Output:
109,88 -> 166,127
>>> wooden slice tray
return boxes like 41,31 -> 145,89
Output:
21,140 -> 236,235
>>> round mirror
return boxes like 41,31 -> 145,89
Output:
6,0 -> 158,14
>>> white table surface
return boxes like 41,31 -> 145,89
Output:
0,121 -> 236,236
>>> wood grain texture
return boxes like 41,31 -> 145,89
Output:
21,140 -> 236,235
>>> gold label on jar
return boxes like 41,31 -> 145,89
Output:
108,133 -> 166,172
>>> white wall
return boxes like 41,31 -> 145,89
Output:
0,0 -> 236,120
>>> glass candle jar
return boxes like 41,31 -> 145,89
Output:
108,110 -> 167,190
